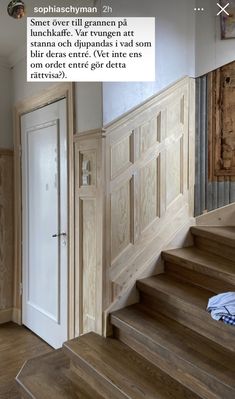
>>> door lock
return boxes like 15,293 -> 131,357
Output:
52,233 -> 67,238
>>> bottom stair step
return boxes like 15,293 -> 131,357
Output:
63,332 -> 201,399
16,349 -> 106,399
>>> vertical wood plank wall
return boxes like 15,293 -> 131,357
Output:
0,149 -> 14,323
75,77 -> 195,335
74,131 -> 104,336
195,74 -> 235,216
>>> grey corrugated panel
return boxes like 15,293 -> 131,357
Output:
218,181 -> 225,208
229,182 -> 235,202
200,76 -> 207,214
194,78 -> 201,216
224,180 -> 230,206
207,182 -> 213,212
212,181 -> 218,210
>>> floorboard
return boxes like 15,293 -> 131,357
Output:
0,322 -> 52,399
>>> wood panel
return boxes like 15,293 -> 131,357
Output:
166,138 -> 183,206
74,131 -> 104,337
140,157 -> 159,231
210,61 -> 235,176
0,150 -> 13,322
72,78 -> 194,336
111,133 -> 133,179
103,77 -> 195,333
82,199 -> 97,333
140,115 -> 160,154
111,179 -> 132,260
166,94 -> 185,137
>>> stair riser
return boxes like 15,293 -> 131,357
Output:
138,291 -> 235,352
165,262 -> 235,292
63,346 -> 129,399
194,236 -> 235,262
113,325 -> 232,399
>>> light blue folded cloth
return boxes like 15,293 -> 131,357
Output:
207,292 -> 235,321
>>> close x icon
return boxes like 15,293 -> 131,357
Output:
217,2 -> 230,15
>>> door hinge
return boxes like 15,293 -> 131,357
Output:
20,283 -> 23,296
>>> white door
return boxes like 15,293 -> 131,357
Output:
21,99 -> 68,349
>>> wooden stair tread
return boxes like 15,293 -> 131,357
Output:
137,274 -> 235,352
162,247 -> 235,279
191,226 -> 235,247
137,274 -> 214,309
16,349 -> 106,399
64,332 -> 201,399
111,304 -> 235,387
162,247 -> 235,290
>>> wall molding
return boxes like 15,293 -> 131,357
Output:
196,202 -> 235,226
0,152 -> 14,322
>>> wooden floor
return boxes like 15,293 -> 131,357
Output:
0,322 -> 52,399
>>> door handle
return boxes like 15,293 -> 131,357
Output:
52,233 -> 67,238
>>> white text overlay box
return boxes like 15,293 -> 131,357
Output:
27,17 -> 155,82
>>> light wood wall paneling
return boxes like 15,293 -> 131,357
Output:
102,77 -> 195,334
0,149 -> 14,323
73,78 -> 195,337
74,130 -> 104,336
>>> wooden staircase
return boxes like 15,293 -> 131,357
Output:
16,226 -> 235,399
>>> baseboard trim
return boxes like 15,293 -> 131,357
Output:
0,308 -> 13,324
12,307 -> 21,324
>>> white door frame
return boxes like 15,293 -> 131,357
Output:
13,83 -> 75,340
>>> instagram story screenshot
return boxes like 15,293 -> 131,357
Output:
0,1 -> 235,399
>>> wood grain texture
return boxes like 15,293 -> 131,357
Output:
103,77 -> 195,328
166,138 -> 182,206
0,322 -> 52,399
140,158 -> 158,231
137,275 -> 235,352
16,218 -> 235,399
16,350 -> 107,399
112,304 -> 235,399
0,150 -> 13,317
209,61 -> 235,177
82,199 -> 97,333
74,131 -> 104,337
196,202 -> 235,226
140,116 -> 159,155
63,332 -> 201,399
72,78 -> 194,336
162,246 -> 235,286
111,180 -> 131,260
111,134 -> 132,179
